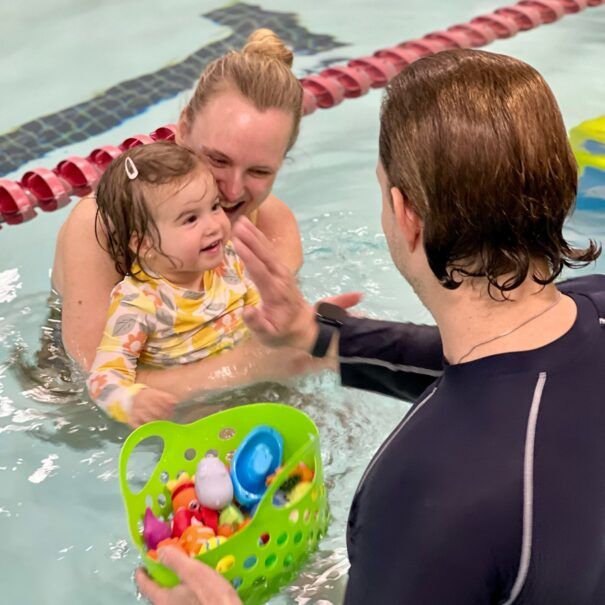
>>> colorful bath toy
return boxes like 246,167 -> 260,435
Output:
198,535 -> 227,553
287,481 -> 312,504
167,473 -> 202,516
219,504 -> 244,528
147,537 -> 186,561
230,426 -> 284,508
171,508 -> 194,539
194,457 -> 233,510
143,507 -> 171,550
179,524 -> 215,556
198,506 -> 219,533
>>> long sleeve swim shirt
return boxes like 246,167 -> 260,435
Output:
86,243 -> 259,423
339,275 -> 605,605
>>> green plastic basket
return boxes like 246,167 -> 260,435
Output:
119,403 -> 330,604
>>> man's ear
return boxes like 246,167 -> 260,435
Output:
391,186 -> 423,252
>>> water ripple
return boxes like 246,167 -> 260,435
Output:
28,453 -> 59,484
0,268 -> 21,304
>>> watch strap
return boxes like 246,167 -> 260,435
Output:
310,320 -> 338,358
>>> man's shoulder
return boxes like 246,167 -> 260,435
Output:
559,274 -> 605,314
559,273 -> 605,294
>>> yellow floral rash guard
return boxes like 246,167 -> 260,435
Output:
86,243 -> 259,423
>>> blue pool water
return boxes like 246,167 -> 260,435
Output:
1,1 -> 605,603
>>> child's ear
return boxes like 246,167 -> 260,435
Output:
129,233 -> 152,258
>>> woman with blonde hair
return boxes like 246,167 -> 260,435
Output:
52,29 -> 334,400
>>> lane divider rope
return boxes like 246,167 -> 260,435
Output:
1,0 -> 602,228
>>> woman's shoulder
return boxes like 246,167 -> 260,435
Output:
63,195 -> 98,229
53,195 -> 120,294
57,195 -> 101,254
257,194 -> 295,225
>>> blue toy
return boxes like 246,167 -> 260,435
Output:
230,425 -> 284,508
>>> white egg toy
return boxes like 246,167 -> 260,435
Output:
194,457 -> 233,510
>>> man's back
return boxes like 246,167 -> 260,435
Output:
345,276 -> 605,604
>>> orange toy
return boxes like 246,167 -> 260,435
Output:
179,525 -> 215,556
295,462 -> 314,482
147,537 -> 186,561
266,461 -> 314,486
217,524 -> 235,538
167,473 -> 200,514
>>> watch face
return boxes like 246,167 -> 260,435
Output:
316,302 -> 347,323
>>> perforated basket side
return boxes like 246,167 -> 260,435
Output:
119,403 -> 330,599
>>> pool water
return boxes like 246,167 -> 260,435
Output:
1,1 -> 605,603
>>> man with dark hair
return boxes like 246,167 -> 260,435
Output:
138,49 -> 605,605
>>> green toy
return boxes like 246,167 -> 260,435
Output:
119,403 -> 330,604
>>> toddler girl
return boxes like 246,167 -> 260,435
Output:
86,142 -> 259,426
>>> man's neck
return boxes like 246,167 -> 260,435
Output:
424,276 -> 576,365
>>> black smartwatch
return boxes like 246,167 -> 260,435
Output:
310,302 -> 347,358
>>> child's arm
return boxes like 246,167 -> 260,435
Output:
86,284 -> 176,425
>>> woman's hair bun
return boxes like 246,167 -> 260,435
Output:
242,28 -> 293,67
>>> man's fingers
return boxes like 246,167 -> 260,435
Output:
158,547 -> 242,605
135,567 -> 168,604
242,306 -> 277,339
232,235 -> 276,296
234,218 -> 283,272
158,546 -> 213,587
321,292 -> 364,309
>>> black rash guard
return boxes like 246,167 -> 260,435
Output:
339,275 -> 605,605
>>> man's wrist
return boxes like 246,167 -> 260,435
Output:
309,302 -> 347,358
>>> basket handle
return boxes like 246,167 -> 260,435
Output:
118,420 -> 172,500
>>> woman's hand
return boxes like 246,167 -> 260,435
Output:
135,546 -> 242,605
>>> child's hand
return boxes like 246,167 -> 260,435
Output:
130,388 -> 178,427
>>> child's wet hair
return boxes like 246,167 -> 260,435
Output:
95,141 -> 206,277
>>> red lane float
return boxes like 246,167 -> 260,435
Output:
0,124 -> 176,227
1,0 -> 603,228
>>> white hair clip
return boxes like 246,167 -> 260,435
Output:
124,157 -> 139,180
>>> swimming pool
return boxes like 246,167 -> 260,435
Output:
1,1 -> 605,603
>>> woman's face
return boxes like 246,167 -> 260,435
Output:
179,89 -> 294,223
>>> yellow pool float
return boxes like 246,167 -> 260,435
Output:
570,115 -> 605,175
570,116 -> 605,210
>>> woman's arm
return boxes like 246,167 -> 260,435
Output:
137,339 -> 331,401
55,196 -> 121,370
255,194 -> 303,273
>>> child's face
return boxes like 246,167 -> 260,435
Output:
148,169 -> 230,279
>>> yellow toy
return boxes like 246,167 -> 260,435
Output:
570,115 -> 605,176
